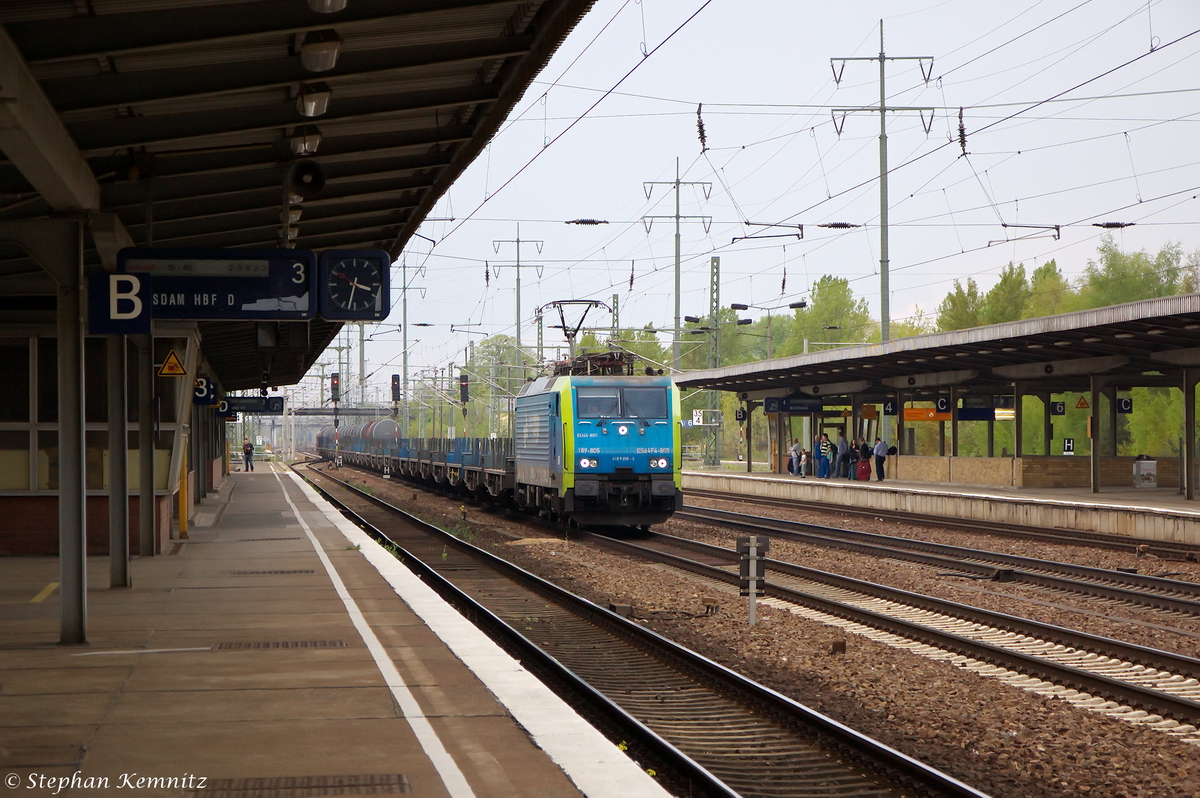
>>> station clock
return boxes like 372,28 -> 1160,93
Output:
318,249 -> 391,321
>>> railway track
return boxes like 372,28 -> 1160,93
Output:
684,487 -> 1200,562
577,527 -> 1200,740
676,505 -> 1200,617
299,463 -> 987,798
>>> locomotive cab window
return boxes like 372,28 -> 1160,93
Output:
576,387 -> 620,418
622,387 -> 668,419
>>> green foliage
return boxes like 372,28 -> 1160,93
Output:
936,278 -> 984,331
775,275 -> 872,357
1072,235 -> 1182,310
981,263 -> 1031,325
1022,260 -> 1072,319
884,308 -> 935,341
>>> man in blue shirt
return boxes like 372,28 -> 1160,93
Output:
872,437 -> 888,481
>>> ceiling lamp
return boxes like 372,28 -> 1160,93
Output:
281,208 -> 301,223
1054,340 -> 1071,346
289,125 -> 322,154
301,30 -> 342,72
1147,327 -> 1167,335
297,83 -> 331,117
1083,336 -> 1101,343
279,226 -> 299,241
1115,332 -> 1135,339
307,0 -> 347,12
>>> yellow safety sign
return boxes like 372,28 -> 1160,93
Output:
1075,396 -> 1089,409
158,349 -> 187,377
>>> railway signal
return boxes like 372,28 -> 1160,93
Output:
737,535 -> 770,626
330,372 -> 340,402
391,374 -> 400,402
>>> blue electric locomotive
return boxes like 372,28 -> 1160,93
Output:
315,353 -> 682,527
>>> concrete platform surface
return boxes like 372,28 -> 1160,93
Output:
685,469 -> 1200,543
1,463 -> 670,798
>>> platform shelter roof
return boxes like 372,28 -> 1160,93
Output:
676,294 -> 1200,401
0,0 -> 593,389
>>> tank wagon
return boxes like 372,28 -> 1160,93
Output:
315,353 -> 682,527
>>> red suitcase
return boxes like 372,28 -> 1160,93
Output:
857,460 -> 871,481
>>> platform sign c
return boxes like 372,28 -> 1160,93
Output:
87,273 -> 151,334
1117,397 -> 1133,414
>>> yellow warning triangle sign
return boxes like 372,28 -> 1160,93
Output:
158,349 -> 187,377
1075,396 -> 1089,409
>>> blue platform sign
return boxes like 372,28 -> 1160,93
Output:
935,397 -> 950,413
763,397 -> 823,414
1050,401 -> 1066,416
1117,397 -> 1133,414
87,272 -> 151,334
226,396 -> 284,415
957,408 -> 995,421
883,399 -> 897,416
117,248 -> 316,320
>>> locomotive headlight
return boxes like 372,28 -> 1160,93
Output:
658,457 -> 670,468
580,457 -> 590,468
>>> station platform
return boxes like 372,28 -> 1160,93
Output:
684,468 -> 1200,545
1,464 -> 669,798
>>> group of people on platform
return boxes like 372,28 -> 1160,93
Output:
788,431 -> 889,481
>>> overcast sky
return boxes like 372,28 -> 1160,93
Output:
337,0 -> 1200,396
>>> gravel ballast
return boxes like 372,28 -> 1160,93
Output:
318,466 -> 1200,798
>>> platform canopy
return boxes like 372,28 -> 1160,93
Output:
0,0 -> 593,388
677,294 -> 1200,399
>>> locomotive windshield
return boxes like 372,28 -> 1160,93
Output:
623,387 -> 669,419
576,386 -> 669,419
576,387 -> 620,418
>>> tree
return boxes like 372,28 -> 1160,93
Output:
982,263 -> 1031,325
1022,260 -> 1072,319
1073,235 -> 1181,310
775,275 -> 871,356
887,308 -> 935,340
936,278 -> 983,331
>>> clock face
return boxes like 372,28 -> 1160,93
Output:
318,250 -> 390,320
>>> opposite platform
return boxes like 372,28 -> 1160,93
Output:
0,463 -> 669,798
684,468 -> 1200,544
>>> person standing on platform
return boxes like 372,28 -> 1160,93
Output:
818,433 -> 833,478
242,438 -> 254,472
873,437 -> 888,481
835,432 -> 850,478
788,438 -> 801,475
799,449 -> 809,477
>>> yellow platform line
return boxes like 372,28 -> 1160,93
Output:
30,582 -> 59,603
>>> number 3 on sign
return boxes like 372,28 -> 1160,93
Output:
292,262 -> 306,284
194,377 -> 210,400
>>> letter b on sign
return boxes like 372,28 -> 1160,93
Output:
88,272 -> 151,334
110,275 -> 143,319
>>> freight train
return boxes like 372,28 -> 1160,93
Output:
315,353 -> 682,527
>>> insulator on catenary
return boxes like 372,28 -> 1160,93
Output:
958,107 -> 967,156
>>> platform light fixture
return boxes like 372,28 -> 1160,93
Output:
297,82 -> 332,117
301,30 -> 342,72
290,125 -> 322,155
308,0 -> 348,12
280,208 -> 302,224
